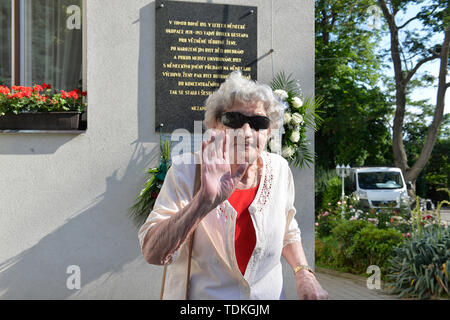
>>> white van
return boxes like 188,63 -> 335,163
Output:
348,167 -> 410,209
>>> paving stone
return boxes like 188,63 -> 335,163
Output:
315,269 -> 399,300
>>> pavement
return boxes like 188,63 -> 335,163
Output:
439,209 -> 450,226
315,267 -> 398,300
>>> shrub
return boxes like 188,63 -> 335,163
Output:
387,226 -> 450,299
321,175 -> 342,211
322,220 -> 403,275
349,225 -> 403,273
315,235 -> 339,267
315,167 -> 337,212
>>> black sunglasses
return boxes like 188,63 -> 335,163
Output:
220,112 -> 270,131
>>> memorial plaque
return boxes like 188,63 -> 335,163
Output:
155,0 -> 257,133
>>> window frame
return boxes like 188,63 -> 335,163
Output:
12,0 -> 86,90
4,0 -> 87,133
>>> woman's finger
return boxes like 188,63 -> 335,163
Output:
215,131 -> 224,163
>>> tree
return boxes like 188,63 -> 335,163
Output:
377,0 -> 449,189
403,107 -> 450,202
315,0 -> 393,169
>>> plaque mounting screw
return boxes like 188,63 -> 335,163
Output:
159,3 -> 165,8
249,9 -> 254,14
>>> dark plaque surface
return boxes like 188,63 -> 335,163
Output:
155,0 -> 257,133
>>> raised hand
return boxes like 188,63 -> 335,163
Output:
199,130 -> 248,209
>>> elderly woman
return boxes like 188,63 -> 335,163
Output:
139,71 -> 327,300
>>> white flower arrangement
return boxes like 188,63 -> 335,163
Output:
292,96 -> 303,108
268,72 -> 323,168
274,89 -> 289,100
291,113 -> 304,126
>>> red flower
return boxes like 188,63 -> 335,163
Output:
42,83 -> 52,90
81,91 -> 87,97
23,88 -> 32,98
10,91 -> 25,99
33,85 -> 44,92
68,90 -> 79,100
0,86 -> 10,95
151,191 -> 159,199
60,90 -> 69,98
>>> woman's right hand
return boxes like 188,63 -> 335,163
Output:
199,130 -> 248,209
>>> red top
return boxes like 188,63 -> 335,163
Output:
228,186 -> 259,275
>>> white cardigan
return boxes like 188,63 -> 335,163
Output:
138,151 -> 301,300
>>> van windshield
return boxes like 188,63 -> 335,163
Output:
357,172 -> 403,190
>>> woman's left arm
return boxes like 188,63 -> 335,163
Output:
282,163 -> 328,300
282,241 -> 328,300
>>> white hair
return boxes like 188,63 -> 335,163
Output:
203,71 -> 283,130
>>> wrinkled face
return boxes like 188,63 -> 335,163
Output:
213,100 -> 270,165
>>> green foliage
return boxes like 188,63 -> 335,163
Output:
315,235 -> 339,267
0,85 -> 86,115
315,166 -> 338,212
378,0 -> 449,187
315,219 -> 403,275
387,226 -> 450,299
333,219 -> 369,250
269,72 -> 323,169
349,225 -> 403,272
406,113 -> 450,203
315,0 -> 393,170
320,176 -> 342,211
386,189 -> 450,299
129,140 -> 172,227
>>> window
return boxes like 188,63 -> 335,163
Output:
2,0 -> 83,89
0,0 -> 85,131
22,0 -> 83,91
358,172 -> 404,190
0,0 -> 12,86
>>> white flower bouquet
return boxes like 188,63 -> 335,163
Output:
268,72 -> 323,168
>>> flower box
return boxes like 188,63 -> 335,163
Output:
0,84 -> 87,131
0,111 -> 82,130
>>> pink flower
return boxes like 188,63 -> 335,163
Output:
406,233 -> 411,237
322,211 -> 329,217
315,222 -> 319,227
349,205 -> 353,209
